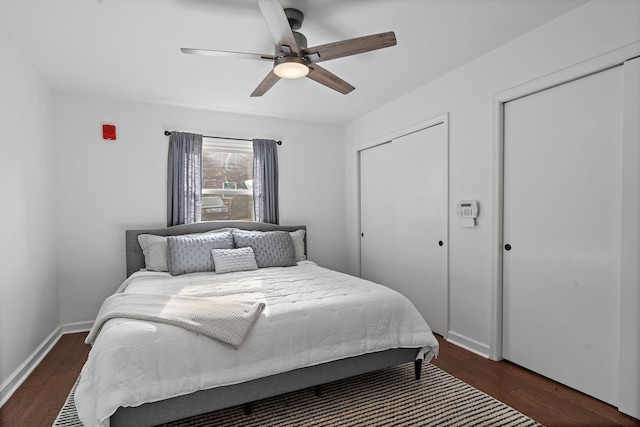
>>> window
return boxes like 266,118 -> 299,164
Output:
201,140 -> 254,221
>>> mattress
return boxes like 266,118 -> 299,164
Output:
75,261 -> 439,427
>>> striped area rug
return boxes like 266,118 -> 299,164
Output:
54,363 -> 543,426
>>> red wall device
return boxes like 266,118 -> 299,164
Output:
102,124 -> 117,140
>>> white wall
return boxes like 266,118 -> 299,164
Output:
0,28 -> 59,396
53,94 -> 346,325
345,0 -> 640,355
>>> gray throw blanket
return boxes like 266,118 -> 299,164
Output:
85,294 -> 265,349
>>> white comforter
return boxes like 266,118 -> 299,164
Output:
75,262 -> 439,427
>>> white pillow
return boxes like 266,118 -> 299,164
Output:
212,247 -> 259,274
137,234 -> 169,272
289,229 -> 306,262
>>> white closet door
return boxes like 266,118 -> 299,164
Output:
618,56 -> 640,419
392,126 -> 448,335
503,66 -> 623,405
360,124 -> 448,335
360,141 -> 396,288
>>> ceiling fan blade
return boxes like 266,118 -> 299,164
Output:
306,64 -> 355,95
257,0 -> 300,55
250,70 -> 281,97
302,31 -> 397,63
181,48 -> 276,61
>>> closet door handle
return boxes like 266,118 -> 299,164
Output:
504,243 -> 512,251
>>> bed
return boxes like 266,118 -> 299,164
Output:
74,221 -> 439,427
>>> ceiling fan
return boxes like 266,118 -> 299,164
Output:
180,0 -> 397,97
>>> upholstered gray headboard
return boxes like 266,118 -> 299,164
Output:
125,221 -> 307,277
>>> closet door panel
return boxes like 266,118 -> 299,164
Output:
360,142 -> 396,288
392,126 -> 448,335
502,66 -> 623,405
618,56 -> 640,419
360,124 -> 448,335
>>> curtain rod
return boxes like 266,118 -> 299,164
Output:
164,131 -> 282,145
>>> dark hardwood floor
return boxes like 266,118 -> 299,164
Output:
0,333 -> 89,427
431,337 -> 639,427
0,332 -> 638,427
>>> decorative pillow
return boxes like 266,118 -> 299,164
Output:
232,230 -> 296,268
167,231 -> 234,275
211,247 -> 259,274
289,229 -> 306,262
137,228 -> 233,272
137,234 -> 169,272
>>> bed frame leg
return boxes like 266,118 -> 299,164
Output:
414,359 -> 423,380
314,385 -> 322,396
243,402 -> 253,415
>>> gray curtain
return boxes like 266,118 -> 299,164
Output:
253,139 -> 279,224
167,132 -> 203,226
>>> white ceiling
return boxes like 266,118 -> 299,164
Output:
0,0 -> 588,124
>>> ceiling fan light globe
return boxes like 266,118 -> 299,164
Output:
274,57 -> 309,79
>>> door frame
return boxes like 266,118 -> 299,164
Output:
490,42 -> 640,361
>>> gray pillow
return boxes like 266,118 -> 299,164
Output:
167,231 -> 234,275
212,247 -> 259,274
232,230 -> 296,268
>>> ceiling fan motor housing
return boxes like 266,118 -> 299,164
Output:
284,8 -> 304,30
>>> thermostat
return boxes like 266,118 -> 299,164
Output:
457,200 -> 478,218
457,200 -> 478,227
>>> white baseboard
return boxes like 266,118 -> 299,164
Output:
447,331 -> 491,359
0,320 -> 93,408
62,320 -> 93,334
0,326 -> 62,407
